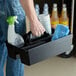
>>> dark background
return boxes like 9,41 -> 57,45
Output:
34,0 -> 72,31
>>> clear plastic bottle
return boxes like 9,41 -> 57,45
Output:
43,3 -> 49,15
51,4 -> 59,29
35,4 -> 40,16
59,4 -> 69,26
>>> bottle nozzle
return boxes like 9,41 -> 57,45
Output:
35,4 -> 39,9
7,16 -> 19,25
44,3 -> 48,7
15,20 -> 19,24
62,4 -> 67,11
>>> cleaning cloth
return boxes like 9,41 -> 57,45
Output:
52,24 -> 69,40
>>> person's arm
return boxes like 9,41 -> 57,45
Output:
20,0 -> 45,36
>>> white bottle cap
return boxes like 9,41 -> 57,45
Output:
53,4 -> 57,11
63,4 -> 66,8
35,4 -> 39,9
44,3 -> 48,8
53,3 -> 57,8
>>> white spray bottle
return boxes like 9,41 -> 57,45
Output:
7,16 -> 24,47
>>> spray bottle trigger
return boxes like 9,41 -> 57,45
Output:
16,20 -> 19,24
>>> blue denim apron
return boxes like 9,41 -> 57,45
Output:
0,66 -> 3,76
0,0 -> 26,76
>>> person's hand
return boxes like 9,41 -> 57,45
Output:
30,19 -> 45,36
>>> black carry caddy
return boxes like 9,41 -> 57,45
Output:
6,0 -> 75,66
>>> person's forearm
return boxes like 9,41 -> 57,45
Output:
20,0 -> 38,22
20,0 -> 45,36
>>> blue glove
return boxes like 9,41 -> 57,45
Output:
52,24 -> 69,41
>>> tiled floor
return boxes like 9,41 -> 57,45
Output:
24,57 -> 76,76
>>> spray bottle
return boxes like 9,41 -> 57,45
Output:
7,16 -> 24,47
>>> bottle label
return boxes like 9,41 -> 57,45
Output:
60,21 -> 69,26
51,21 -> 59,29
51,21 -> 59,25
